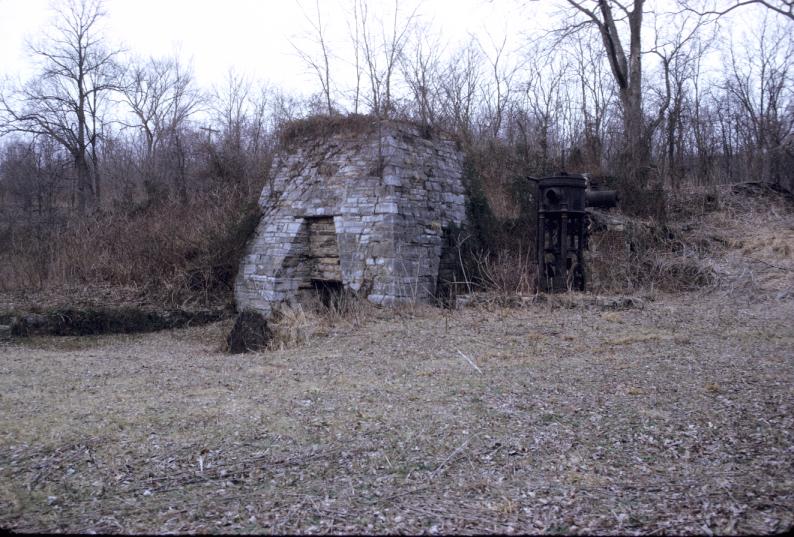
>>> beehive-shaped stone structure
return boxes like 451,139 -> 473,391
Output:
234,118 -> 467,316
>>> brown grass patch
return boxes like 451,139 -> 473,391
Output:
0,192 -> 261,308
1,291 -> 792,534
277,113 -> 379,148
604,332 -> 663,346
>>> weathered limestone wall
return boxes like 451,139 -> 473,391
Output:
235,120 -> 466,315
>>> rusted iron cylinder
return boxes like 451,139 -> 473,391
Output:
585,189 -> 619,209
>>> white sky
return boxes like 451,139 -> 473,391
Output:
0,0 -> 784,108
0,0 -> 554,94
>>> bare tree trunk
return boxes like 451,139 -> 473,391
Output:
74,152 -> 91,214
566,0 -> 665,218
348,0 -> 364,114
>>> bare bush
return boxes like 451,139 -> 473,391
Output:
588,200 -> 718,293
470,249 -> 536,296
0,189 -> 261,307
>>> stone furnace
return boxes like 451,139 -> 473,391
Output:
234,118 -> 467,315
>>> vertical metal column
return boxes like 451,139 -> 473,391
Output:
537,173 -> 587,293
537,213 -> 546,289
558,213 -> 568,291
577,214 -> 587,290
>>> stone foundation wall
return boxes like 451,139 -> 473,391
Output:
235,120 -> 467,315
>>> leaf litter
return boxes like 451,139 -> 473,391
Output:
0,193 -> 792,534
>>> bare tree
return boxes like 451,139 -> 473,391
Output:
347,0 -> 366,114
724,15 -> 794,186
120,56 -> 201,159
477,32 -> 522,139
270,89 -> 306,127
689,43 -> 721,184
0,138 -> 68,220
520,46 -> 572,172
357,0 -> 420,117
438,40 -> 482,144
401,26 -> 444,125
565,31 -> 617,171
119,54 -> 202,203
564,1 -> 648,183
247,83 -> 275,168
214,71 -> 251,150
208,71 -> 253,194
646,12 -> 710,188
681,0 -> 794,22
0,0 -> 120,213
292,0 -> 335,115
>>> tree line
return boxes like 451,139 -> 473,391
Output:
1,0 -> 792,225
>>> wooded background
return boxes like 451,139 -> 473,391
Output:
0,0 -> 791,301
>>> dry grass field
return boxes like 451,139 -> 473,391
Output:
1,192 -> 793,534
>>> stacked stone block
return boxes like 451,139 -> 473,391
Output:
234,119 -> 467,316
306,217 -> 341,283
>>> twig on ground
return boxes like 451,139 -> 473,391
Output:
456,350 -> 482,374
430,436 -> 475,480
381,484 -> 430,502
747,256 -> 793,272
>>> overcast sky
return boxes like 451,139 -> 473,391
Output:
0,0 -> 557,95
0,0 -> 785,107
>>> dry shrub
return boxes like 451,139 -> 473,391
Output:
312,287 -> 375,324
588,213 -> 717,293
593,182 -> 792,297
268,304 -> 314,350
458,142 -> 536,296
614,175 -> 667,222
464,141 -> 530,221
276,113 -> 446,151
641,254 -> 716,291
0,189 -> 261,307
588,228 -> 634,291
267,292 -> 378,350
666,184 -> 720,220
721,182 -> 794,220
469,249 -> 536,296
0,222 -> 54,290
309,285 -> 385,328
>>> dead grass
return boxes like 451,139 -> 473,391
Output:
588,184 -> 794,297
1,285 -> 792,534
0,191 -> 261,309
603,331 -> 663,346
698,188 -> 794,301
276,114 -> 442,151
277,113 -> 380,149
0,187 -> 792,534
